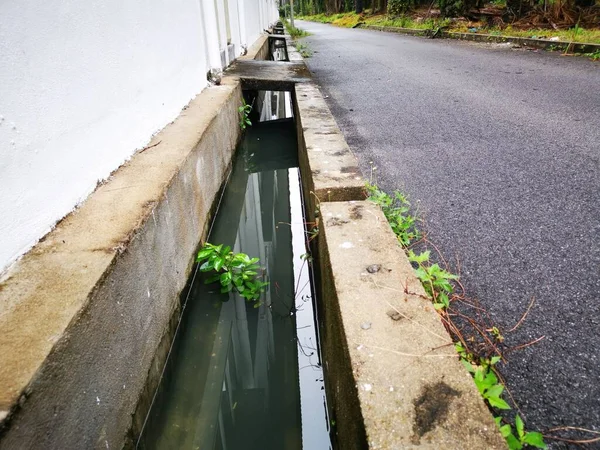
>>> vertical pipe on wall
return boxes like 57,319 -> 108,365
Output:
236,0 -> 248,49
200,0 -> 223,70
214,0 -> 228,64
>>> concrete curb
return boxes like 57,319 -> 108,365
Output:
289,40 -> 507,448
0,35 -> 269,450
359,23 -> 600,53
317,202 -> 506,449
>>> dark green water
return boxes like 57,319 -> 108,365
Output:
138,97 -> 331,450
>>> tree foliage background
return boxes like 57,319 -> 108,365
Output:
284,0 -> 599,25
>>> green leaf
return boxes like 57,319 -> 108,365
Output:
487,396 -> 511,410
205,274 -> 221,284
197,248 -> 213,260
408,250 -> 430,264
499,424 -> 512,438
522,432 -> 546,449
214,258 -> 224,272
414,267 -> 429,281
506,434 -> 522,450
486,370 -> 499,386
485,384 -> 504,400
515,415 -> 524,439
490,356 -> 501,365
220,272 -> 232,284
474,367 -> 485,383
461,359 -> 475,373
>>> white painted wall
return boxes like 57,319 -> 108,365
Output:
0,0 -> 279,273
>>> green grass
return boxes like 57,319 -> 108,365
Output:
284,20 -> 310,38
298,12 -> 600,44
298,12 -> 362,27
452,23 -> 600,44
295,42 -> 313,57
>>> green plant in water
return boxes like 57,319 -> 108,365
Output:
495,415 -> 547,449
408,250 -> 458,309
197,243 -> 268,304
238,99 -> 252,130
366,183 -> 420,247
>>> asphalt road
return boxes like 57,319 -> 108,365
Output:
297,20 -> 600,447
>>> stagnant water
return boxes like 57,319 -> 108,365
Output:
138,92 -> 332,450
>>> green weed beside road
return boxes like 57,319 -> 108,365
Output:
298,12 -> 600,45
365,183 -> 546,449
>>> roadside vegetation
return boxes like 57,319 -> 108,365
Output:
285,0 -> 600,48
299,11 -> 600,43
365,167 -> 599,447
284,19 -> 314,57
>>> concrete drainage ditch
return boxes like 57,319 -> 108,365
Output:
0,33 -> 505,449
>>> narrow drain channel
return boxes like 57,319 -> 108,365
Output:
137,91 -> 332,450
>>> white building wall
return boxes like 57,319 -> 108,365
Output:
0,0 -> 278,273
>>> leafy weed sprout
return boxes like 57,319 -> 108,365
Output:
295,42 -> 313,57
366,183 -> 420,246
238,99 -> 252,130
197,243 -> 268,304
364,182 -> 547,449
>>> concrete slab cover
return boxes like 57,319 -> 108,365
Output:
318,201 -> 506,449
226,60 -> 311,91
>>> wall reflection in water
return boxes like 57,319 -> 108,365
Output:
139,110 -> 330,450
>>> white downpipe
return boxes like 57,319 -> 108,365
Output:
227,0 -> 242,56
236,0 -> 248,48
214,0 -> 228,62
201,0 -> 223,70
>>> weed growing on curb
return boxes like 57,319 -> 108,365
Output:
295,42 -> 313,57
582,49 -> 600,60
284,21 -> 309,39
364,182 -> 547,449
408,250 -> 457,310
496,415 -> 546,450
238,99 -> 252,130
366,183 -> 420,246
197,243 -> 268,304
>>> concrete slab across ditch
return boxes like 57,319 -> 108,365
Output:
226,59 -> 311,91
